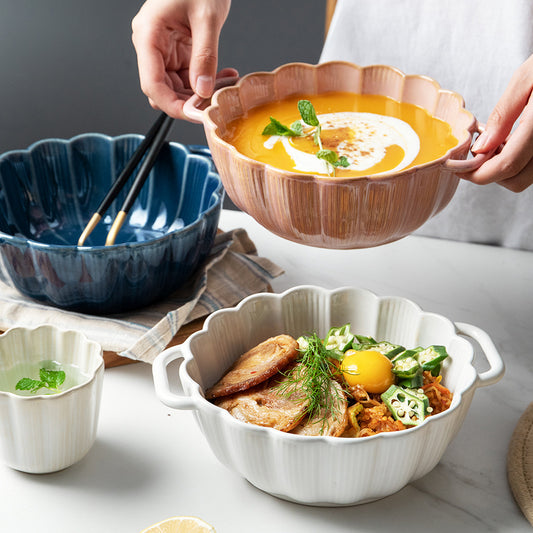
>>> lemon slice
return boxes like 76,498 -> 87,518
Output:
140,516 -> 216,533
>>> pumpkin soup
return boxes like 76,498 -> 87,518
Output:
224,92 -> 458,177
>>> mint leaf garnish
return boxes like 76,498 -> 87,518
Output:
290,121 -> 303,135
262,117 -> 302,137
297,100 -> 319,127
40,368 -> 66,389
262,99 -> 350,174
15,366 -> 66,394
316,149 -> 339,165
337,155 -> 350,168
15,377 -> 44,393
317,150 -> 351,168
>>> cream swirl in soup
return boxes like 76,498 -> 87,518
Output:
264,112 -> 421,175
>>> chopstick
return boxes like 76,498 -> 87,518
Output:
77,112 -> 174,247
78,75 -> 238,247
104,114 -> 174,246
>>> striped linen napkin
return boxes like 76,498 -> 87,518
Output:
0,228 -> 284,363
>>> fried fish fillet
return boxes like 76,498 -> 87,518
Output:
205,334 -> 299,400
290,380 -> 349,437
214,364 -> 308,432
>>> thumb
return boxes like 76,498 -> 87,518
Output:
473,67 -> 532,154
189,15 -> 223,99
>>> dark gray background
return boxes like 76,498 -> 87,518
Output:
0,0 -> 325,153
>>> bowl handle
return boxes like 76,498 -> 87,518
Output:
182,94 -> 206,124
152,346 -> 200,411
444,122 -> 499,173
182,75 -> 240,124
454,322 -> 505,387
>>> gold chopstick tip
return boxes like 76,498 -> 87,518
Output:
105,211 -> 127,246
78,213 -> 102,247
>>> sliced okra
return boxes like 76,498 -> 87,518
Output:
381,385 -> 429,426
353,341 -> 405,359
324,323 -> 355,355
392,355 -> 420,379
416,345 -> 449,373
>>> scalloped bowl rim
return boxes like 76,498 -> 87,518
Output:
0,324 -> 104,400
205,61 -> 477,183
0,133 -> 224,250
178,285 -> 479,444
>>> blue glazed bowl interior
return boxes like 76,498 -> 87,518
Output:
0,135 -> 223,314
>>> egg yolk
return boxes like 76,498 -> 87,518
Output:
340,349 -> 395,394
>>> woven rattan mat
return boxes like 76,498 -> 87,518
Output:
508,402 -> 533,526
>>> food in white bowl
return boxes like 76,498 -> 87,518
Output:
153,286 -> 504,506
206,328 -> 454,438
0,325 -> 104,473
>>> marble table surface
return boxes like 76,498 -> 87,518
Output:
1,209 -> 532,533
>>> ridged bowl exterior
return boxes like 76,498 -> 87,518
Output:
160,286 -> 488,506
0,137 -> 223,313
0,325 -> 104,474
203,62 -> 477,249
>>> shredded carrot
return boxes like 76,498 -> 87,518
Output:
342,373 -> 453,437
356,403 -> 406,436
422,372 -> 453,414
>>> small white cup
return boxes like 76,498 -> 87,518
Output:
0,325 -> 104,473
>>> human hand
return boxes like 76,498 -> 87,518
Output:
131,0 -> 238,120
462,54 -> 533,192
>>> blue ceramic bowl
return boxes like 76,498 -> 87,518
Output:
0,134 -> 223,314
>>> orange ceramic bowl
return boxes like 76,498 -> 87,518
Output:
186,62 -> 483,249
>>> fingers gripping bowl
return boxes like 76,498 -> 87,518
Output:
185,61 -> 486,249
153,286 -> 504,506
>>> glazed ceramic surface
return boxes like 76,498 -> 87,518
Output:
0,325 -> 104,473
153,286 -> 504,506
197,62 -> 479,249
0,137 -> 223,313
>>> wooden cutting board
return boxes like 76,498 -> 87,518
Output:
0,315 -> 207,369
103,315 -> 207,368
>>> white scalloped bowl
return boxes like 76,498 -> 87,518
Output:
196,62 -> 481,249
153,286 -> 504,506
0,325 -> 104,473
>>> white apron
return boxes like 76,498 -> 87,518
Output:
321,0 -> 533,250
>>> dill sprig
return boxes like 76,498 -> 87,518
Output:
276,333 -> 346,431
